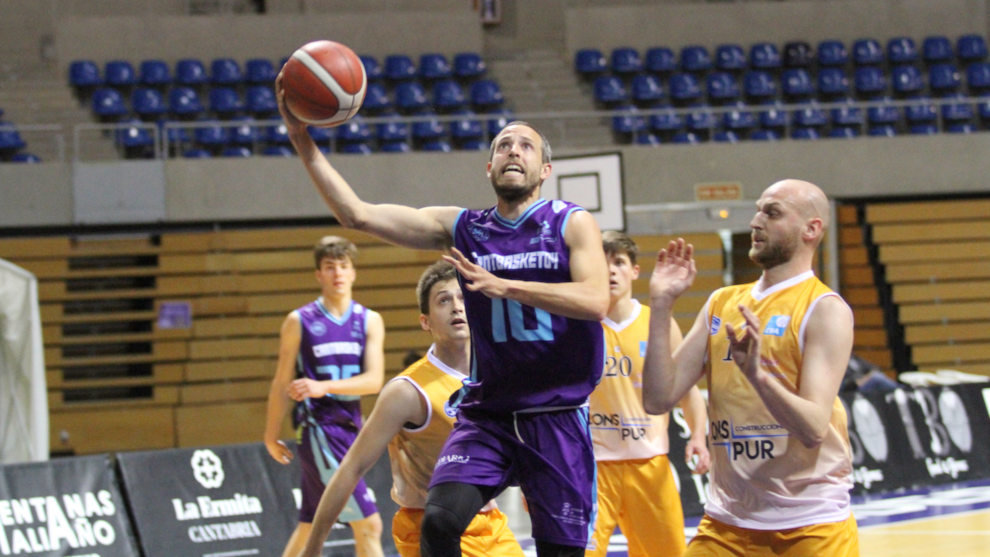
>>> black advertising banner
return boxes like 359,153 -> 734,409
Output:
117,442 -> 299,557
0,454 -> 138,556
667,408 -> 707,518
841,389 -> 923,494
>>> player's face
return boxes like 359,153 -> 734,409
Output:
486,125 -> 550,202
606,251 -> 639,303
422,279 -> 469,343
315,256 -> 356,296
749,190 -> 802,269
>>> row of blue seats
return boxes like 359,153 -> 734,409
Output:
90,78 -> 505,123
69,52 -> 488,92
0,111 -> 40,162
593,63 -> 990,106
577,34 -> 989,77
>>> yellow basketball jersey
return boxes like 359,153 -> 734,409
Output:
590,300 -> 669,461
704,270 -> 853,530
387,346 -> 466,509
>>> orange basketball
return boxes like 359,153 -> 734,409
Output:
281,40 -> 367,127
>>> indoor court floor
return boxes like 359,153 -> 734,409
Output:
501,478 -> 990,556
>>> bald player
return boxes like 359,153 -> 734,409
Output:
642,179 -> 860,556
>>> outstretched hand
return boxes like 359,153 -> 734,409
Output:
725,304 -> 762,380
273,72 -> 307,132
649,238 -> 697,302
443,247 -> 506,298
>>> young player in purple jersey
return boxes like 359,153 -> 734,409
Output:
264,236 -> 386,557
276,67 -> 609,557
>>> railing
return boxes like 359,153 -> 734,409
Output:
7,95 -> 990,163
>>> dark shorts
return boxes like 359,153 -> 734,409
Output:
297,423 -> 379,524
429,407 -> 597,548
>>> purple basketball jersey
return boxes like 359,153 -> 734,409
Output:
295,299 -> 368,430
451,199 -> 605,413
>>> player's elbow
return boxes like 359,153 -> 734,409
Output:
642,393 -> 676,416
799,427 -> 828,449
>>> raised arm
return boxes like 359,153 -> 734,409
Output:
264,312 -> 302,464
300,379 -> 426,557
276,74 -> 459,250
727,295 -> 853,448
642,239 -> 708,415
444,209 -> 609,321
288,309 -> 386,400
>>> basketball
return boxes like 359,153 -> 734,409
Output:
281,40 -> 367,127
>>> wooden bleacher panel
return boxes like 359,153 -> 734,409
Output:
49,406 -> 176,455
865,197 -> 990,376
174,401 -> 285,449
836,203 -> 895,373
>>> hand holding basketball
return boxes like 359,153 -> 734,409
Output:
280,40 -> 367,128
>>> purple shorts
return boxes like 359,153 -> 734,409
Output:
297,423 -> 379,524
429,407 -> 597,548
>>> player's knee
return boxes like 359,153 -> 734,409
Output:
421,502 -> 467,541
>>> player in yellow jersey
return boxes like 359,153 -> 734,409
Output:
642,179 -> 859,557
300,261 -> 524,557
587,231 -> 710,557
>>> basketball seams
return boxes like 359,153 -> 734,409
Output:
284,40 -> 367,126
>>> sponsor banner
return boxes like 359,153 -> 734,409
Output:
117,442 -> 398,557
0,454 -> 138,556
667,408 -> 706,518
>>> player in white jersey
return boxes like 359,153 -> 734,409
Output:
586,231 -> 710,557
642,180 -> 859,556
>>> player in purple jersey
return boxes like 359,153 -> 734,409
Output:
277,69 -> 609,557
264,236 -> 386,557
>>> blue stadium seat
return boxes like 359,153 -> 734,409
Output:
230,116 -> 260,147
611,105 -> 645,135
263,145 -> 296,156
829,126 -> 859,139
412,110 -> 445,141
175,59 -> 208,87
868,124 -> 897,137
139,59 -> 171,88
336,119 -> 373,144
783,41 -> 813,68
792,102 -> 827,128
909,123 -> 938,135
245,58 -> 276,84
221,146 -> 253,157
469,79 -> 504,109
610,47 -> 643,76
706,72 -> 740,103
11,152 -> 40,163
168,87 -> 204,119
957,34 -> 989,63
265,123 -> 291,145
977,94 -> 990,123
377,118 -> 410,143
383,54 -> 416,82
210,58 -> 243,86
669,73 -> 701,104
714,44 -> 747,72
0,124 -> 27,153
381,140 -> 411,154
359,55 -> 383,82
817,40 -> 849,67
830,104 -> 865,127
453,52 -> 487,80
104,60 -> 137,89
420,139 -> 452,152
679,45 -> 712,73
193,119 -> 230,150
712,130 -> 739,143
69,60 -> 102,91
781,68 -> 814,101
749,129 -> 779,141
758,101 -> 788,131
486,108 -> 513,137
852,38 -> 884,66
244,86 -> 277,118
419,53 -> 452,81
648,105 -> 683,133
922,35 -> 954,65
743,71 -> 777,102
722,105 -> 756,131
432,79 -> 466,111
574,48 -> 607,78
791,127 -> 820,140
946,122 -> 974,133
928,64 -> 961,96
208,87 -> 243,118
630,74 -> 665,106
966,62 -> 990,93
307,124 -> 335,147
671,131 -> 700,144
593,75 -> 628,106
749,42 -> 781,71
92,88 -> 129,121
132,87 -> 168,120
868,102 -> 900,126
362,83 -> 392,113
853,66 -> 887,98
891,65 -> 924,96
817,68 -> 849,99
941,94 -> 974,123
395,81 -> 429,113
685,106 -> 716,132
887,37 -> 919,66
634,131 -> 661,146
183,148 -> 212,158
645,47 -> 676,75
905,97 -> 937,124
450,109 -> 485,140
